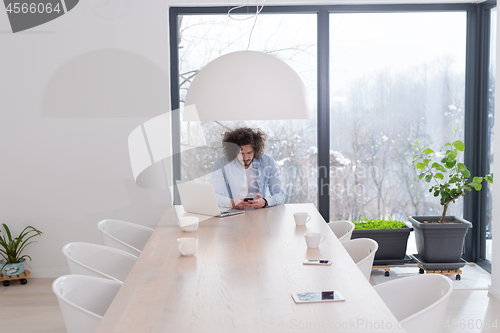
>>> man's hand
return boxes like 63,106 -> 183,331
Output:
231,197 -> 246,210
245,193 -> 267,209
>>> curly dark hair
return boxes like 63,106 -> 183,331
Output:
222,127 -> 267,160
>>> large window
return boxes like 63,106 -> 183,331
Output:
485,6 -> 496,263
177,13 -> 318,205
170,4 -> 495,264
329,12 -> 466,221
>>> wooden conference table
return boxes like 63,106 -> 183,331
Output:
96,204 -> 404,333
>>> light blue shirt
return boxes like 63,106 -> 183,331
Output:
211,153 -> 286,208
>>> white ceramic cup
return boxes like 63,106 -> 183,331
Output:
177,237 -> 198,256
304,233 -> 326,249
178,216 -> 199,232
294,212 -> 311,226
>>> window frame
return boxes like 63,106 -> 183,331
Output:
169,3 -> 496,267
474,0 -> 496,272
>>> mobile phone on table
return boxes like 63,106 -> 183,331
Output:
292,290 -> 345,303
303,259 -> 332,265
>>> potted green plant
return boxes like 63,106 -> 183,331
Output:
351,218 -> 413,264
411,127 -> 493,263
0,223 -> 42,278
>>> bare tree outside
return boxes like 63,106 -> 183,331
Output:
178,14 -> 318,205
328,12 -> 466,221
177,11 -> 469,223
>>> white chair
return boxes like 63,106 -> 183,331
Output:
328,220 -> 355,242
97,219 -> 154,256
373,274 -> 453,333
52,274 -> 122,333
63,242 -> 137,283
342,238 -> 378,281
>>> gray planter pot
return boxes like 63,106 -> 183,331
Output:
409,215 -> 472,263
351,225 -> 412,261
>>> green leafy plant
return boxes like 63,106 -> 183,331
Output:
0,223 -> 42,266
412,127 -> 493,223
353,218 -> 406,229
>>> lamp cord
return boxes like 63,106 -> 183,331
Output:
228,0 -> 264,50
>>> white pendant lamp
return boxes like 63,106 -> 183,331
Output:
183,50 -> 312,121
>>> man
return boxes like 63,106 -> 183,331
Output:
211,127 -> 285,209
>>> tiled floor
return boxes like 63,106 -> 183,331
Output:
0,278 -> 66,333
1,270 -> 499,333
443,290 -> 500,333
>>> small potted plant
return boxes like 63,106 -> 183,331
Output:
411,127 -> 493,263
351,218 -> 413,264
0,223 -> 42,278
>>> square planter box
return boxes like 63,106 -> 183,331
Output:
351,224 -> 412,261
409,215 -> 472,263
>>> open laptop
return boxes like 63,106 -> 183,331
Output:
176,181 -> 245,217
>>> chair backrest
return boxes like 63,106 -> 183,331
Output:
373,274 -> 453,333
97,219 -> 154,256
63,242 -> 137,283
342,238 -> 378,281
328,220 -> 355,242
52,274 -> 122,333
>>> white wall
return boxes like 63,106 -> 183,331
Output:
0,1 -> 172,277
